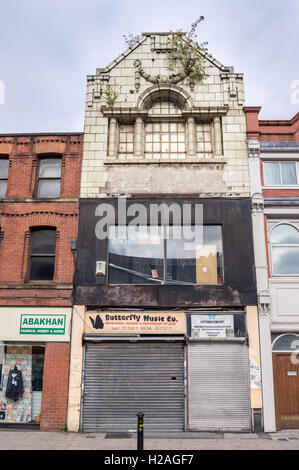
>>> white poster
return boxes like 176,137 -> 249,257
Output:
191,315 -> 234,338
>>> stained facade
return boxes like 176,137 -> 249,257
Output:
67,33 -> 262,433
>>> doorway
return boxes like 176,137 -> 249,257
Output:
272,334 -> 299,430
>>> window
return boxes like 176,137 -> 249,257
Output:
36,157 -> 62,197
270,224 -> 299,275
145,122 -> 186,156
108,226 -> 223,285
145,99 -> 185,158
148,99 -> 182,116
32,346 -> 45,392
0,157 -> 9,198
196,123 -> 213,156
264,161 -> 298,186
118,125 -> 134,154
29,228 -> 56,281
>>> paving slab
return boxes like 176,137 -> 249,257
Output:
1,430 -> 299,450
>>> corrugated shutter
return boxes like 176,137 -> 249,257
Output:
188,342 -> 251,432
82,342 -> 185,433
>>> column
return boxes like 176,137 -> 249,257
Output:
187,117 -> 196,157
134,117 -> 144,157
252,196 -> 276,432
213,116 -> 223,156
67,305 -> 85,432
107,117 -> 118,157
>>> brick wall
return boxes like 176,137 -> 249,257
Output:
0,203 -> 78,293
40,343 -> 71,431
0,133 -> 83,431
0,134 -> 83,302
0,134 -> 83,199
244,108 -> 299,142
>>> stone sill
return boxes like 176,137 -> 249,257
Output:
0,283 -> 73,290
105,157 -> 227,165
0,198 -> 79,203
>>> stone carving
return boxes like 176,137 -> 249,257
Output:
134,59 -> 186,88
248,147 -> 260,158
251,193 -> 264,213
258,291 -> 271,316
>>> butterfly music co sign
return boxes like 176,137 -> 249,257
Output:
84,312 -> 185,335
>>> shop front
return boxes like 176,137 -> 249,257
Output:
186,312 -> 251,432
67,308 -> 260,433
0,307 -> 71,427
81,311 -> 186,433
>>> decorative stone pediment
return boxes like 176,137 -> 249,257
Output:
251,193 -> 264,213
258,291 -> 271,316
247,138 -> 260,160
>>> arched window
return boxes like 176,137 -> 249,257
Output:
272,334 -> 299,352
145,99 -> 186,157
270,224 -> 299,275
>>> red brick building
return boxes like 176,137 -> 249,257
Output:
245,108 -> 299,432
0,133 -> 83,431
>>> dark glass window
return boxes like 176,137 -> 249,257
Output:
37,157 -> 62,197
0,157 -> 9,198
109,226 -> 164,284
166,226 -> 223,285
32,346 -> 45,392
29,229 -> 56,281
108,226 -> 223,285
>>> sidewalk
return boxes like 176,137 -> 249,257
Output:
0,429 -> 299,450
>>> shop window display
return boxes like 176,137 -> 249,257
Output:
0,345 -> 44,424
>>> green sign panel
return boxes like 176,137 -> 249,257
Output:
20,314 -> 66,335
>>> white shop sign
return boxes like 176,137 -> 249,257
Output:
0,307 -> 72,342
191,315 -> 234,338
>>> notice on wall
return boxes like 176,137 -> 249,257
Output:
85,312 -> 186,335
191,315 -> 234,338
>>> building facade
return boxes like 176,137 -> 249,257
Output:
246,108 -> 299,432
0,133 -> 83,431
67,33 -> 262,433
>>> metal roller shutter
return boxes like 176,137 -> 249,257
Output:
82,342 -> 185,432
188,341 -> 251,432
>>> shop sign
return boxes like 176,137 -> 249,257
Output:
0,307 -> 71,342
20,314 -> 66,335
85,312 -> 185,335
191,314 -> 234,338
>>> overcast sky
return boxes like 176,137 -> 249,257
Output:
0,0 -> 298,133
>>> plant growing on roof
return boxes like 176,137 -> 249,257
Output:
123,33 -> 143,48
104,85 -> 118,107
124,17 -> 209,84
167,16 -> 208,82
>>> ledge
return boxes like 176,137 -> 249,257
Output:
0,283 -> 73,290
0,198 -> 79,203
101,106 -> 229,120
104,157 -> 227,165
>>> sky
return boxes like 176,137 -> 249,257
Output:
0,0 -> 298,133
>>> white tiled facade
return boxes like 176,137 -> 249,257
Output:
81,33 -> 250,198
